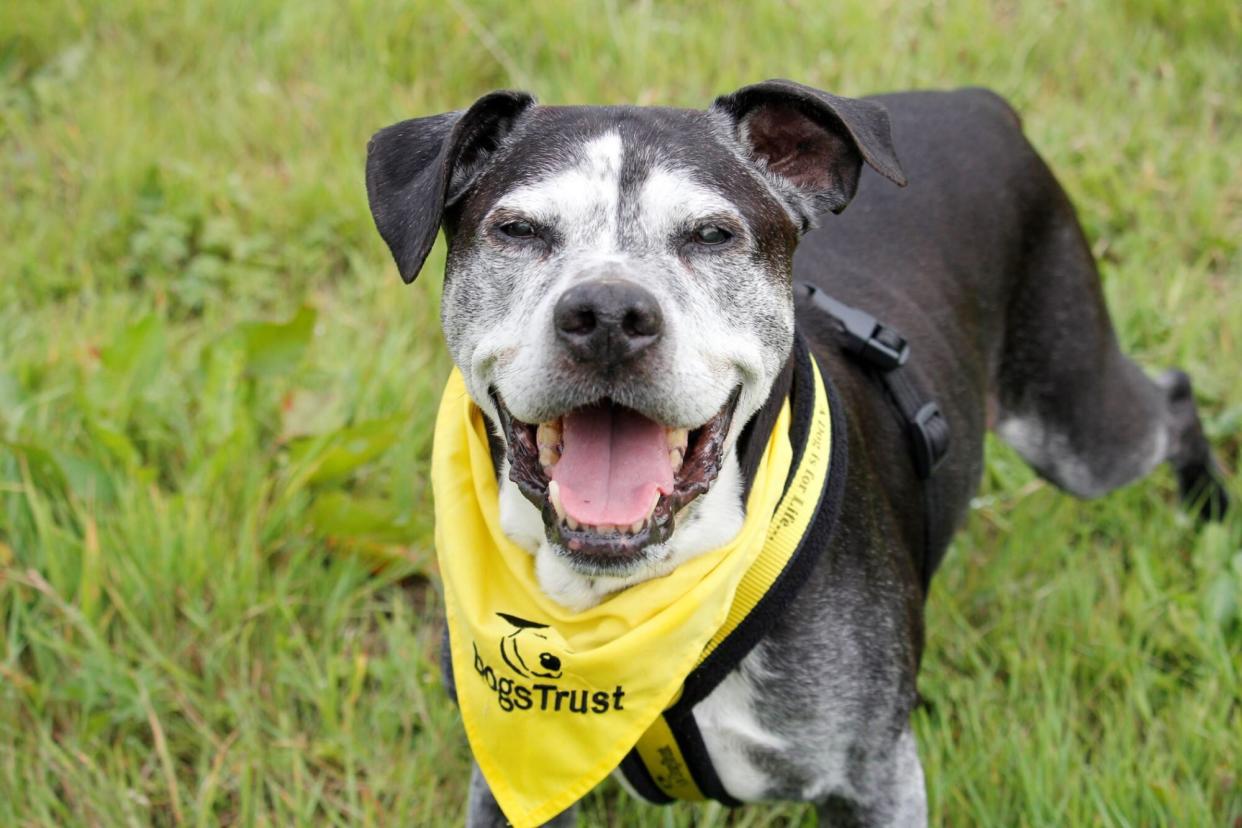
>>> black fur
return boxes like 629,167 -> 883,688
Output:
365,90 -> 535,283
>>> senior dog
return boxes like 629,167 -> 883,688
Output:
365,80 -> 1228,827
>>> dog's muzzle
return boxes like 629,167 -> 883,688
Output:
491,276 -> 742,568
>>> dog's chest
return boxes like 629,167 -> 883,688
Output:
688,642 -> 855,803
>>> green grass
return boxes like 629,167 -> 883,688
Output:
1,0 -> 1239,824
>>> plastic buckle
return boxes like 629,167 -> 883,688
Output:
910,402 -> 948,478
855,324 -> 910,372
800,283 -> 909,371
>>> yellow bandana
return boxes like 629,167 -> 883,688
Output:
432,360 -> 832,827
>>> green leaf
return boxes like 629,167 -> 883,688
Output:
1193,522 -> 1230,566
289,416 -> 403,485
1,440 -> 67,495
0,373 -> 23,420
87,314 -> 166,421
55,452 -> 115,504
101,314 -> 165,383
308,491 -> 421,544
279,388 -> 343,441
198,334 -> 248,447
84,418 -> 141,470
238,306 -> 316,378
0,441 -> 114,503
1204,573 -> 1239,628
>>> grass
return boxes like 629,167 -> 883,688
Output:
1,0 -> 1239,824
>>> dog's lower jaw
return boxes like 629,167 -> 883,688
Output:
498,455 -> 746,612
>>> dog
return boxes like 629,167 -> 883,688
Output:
364,79 -> 1229,826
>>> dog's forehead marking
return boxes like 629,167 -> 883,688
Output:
582,130 -> 624,179
634,167 -> 742,236
493,131 -> 742,253
493,131 -> 624,251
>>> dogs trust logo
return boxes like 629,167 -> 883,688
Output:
497,612 -> 563,679
472,613 -> 626,714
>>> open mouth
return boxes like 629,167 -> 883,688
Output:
493,390 -> 742,565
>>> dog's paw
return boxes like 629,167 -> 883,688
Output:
1177,462 -> 1230,523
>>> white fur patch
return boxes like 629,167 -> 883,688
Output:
635,168 -> 745,238
492,131 -> 623,253
692,646 -> 787,801
996,413 -> 1167,498
887,728 -> 928,825
497,457 -> 546,552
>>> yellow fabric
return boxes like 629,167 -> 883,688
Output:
633,713 -> 706,800
432,363 -> 830,827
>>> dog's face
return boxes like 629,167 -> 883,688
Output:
441,106 -> 802,570
367,81 -> 903,593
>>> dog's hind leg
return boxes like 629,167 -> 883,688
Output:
994,175 -> 1229,519
1156,368 -> 1230,520
466,762 -> 578,828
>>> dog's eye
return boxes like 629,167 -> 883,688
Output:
499,220 -> 536,239
692,225 -> 732,246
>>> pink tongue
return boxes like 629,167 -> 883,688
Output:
550,403 -> 674,527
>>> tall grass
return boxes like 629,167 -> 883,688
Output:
1,0 -> 1238,824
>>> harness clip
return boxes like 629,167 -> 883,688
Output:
910,402 -> 950,478
799,283 -> 910,371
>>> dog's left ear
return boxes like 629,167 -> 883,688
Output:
713,79 -> 906,222
366,90 -> 536,284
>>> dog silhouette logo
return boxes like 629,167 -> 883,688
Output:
497,612 -> 563,679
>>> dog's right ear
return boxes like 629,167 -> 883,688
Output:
365,90 -> 536,284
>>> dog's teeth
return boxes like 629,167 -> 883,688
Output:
566,515 -> 579,530
667,427 -> 688,450
597,523 -> 616,534
646,491 -> 659,519
548,480 -> 566,520
537,421 -> 562,448
537,422 -> 562,468
629,519 -> 645,534
669,448 -> 683,472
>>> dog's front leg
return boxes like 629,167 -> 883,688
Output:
815,727 -> 926,828
466,762 -> 578,828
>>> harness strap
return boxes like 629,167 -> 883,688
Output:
620,334 -> 845,807
795,282 -> 951,587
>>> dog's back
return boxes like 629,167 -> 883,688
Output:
798,86 -> 1224,557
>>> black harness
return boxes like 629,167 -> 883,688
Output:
797,282 -> 952,587
620,334 -> 846,805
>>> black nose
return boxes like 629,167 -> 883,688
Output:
553,279 -> 663,366
539,653 -> 561,671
